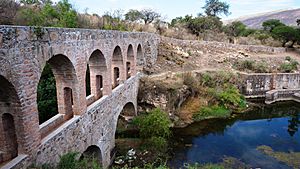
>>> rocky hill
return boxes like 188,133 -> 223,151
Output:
225,8 -> 300,29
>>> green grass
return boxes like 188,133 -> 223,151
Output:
193,105 -> 231,121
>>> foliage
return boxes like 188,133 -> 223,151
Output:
279,56 -> 299,73
262,19 -> 285,32
188,16 -> 223,35
193,105 -> 230,121
142,136 -> 168,152
16,0 -> 78,28
271,25 -> 300,47
297,19 -> 300,26
57,152 -> 101,169
199,71 -> 235,88
170,15 -> 193,27
223,21 -> 247,37
57,152 -> 79,169
234,60 -> 269,73
202,0 -> 230,17
125,9 -> 142,22
133,108 -> 171,139
212,84 -> 246,109
37,63 -> 58,124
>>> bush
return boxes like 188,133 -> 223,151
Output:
193,105 -> 230,121
279,56 -> 299,73
214,85 -> 246,109
57,152 -> 78,169
57,152 -> 101,169
199,71 -> 235,88
234,60 -> 269,73
143,136 -> 168,152
133,108 -> 171,139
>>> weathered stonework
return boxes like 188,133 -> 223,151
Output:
240,73 -> 300,98
0,26 -> 159,169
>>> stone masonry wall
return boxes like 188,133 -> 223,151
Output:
240,73 -> 300,97
0,25 -> 159,168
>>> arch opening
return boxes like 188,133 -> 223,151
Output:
87,50 -> 107,100
0,76 -> 20,164
38,54 -> 78,137
126,45 -> 134,79
137,44 -> 144,66
112,46 -> 123,88
80,145 -> 103,167
115,102 -> 137,138
37,63 -> 58,124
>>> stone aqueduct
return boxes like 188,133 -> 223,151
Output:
0,26 -> 159,168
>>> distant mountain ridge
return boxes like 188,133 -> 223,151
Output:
224,8 -> 300,29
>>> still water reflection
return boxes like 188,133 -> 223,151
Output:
169,102 -> 300,169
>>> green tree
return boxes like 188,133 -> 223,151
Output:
133,108 -> 171,138
37,63 -> 58,124
188,16 -> 223,35
55,0 -> 78,27
202,0 -> 230,17
125,9 -> 142,22
170,15 -> 193,27
297,19 -> 300,26
262,19 -> 285,32
224,21 -> 246,37
272,25 -> 299,47
20,0 -> 39,4
15,0 -> 78,28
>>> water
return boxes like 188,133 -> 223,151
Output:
169,102 -> 300,169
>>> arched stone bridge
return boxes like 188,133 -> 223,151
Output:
0,26 -> 159,169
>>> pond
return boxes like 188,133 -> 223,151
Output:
169,102 -> 300,169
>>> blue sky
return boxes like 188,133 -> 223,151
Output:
55,0 -> 300,21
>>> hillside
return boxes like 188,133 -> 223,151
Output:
225,8 -> 300,29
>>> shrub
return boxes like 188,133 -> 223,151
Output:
279,57 -> 299,73
200,71 -> 235,88
57,152 -> 78,169
193,105 -> 230,121
214,85 -> 246,109
142,136 -> 168,152
133,108 -> 171,139
57,152 -> 101,169
234,60 -> 269,73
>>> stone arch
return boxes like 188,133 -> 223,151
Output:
115,102 -> 137,137
0,76 -> 21,164
81,145 -> 103,166
46,54 -> 78,121
121,102 -> 136,117
87,49 -> 107,100
112,46 -> 124,88
137,44 -> 144,66
126,44 -> 135,79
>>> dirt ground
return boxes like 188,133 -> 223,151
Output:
148,37 -> 300,74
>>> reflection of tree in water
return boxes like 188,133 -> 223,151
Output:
287,114 -> 300,137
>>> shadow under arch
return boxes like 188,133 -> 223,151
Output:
126,44 -> 135,79
136,44 -> 144,66
87,49 -> 107,101
0,76 -> 21,164
115,102 -> 137,137
112,46 -> 124,88
80,145 -> 103,167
